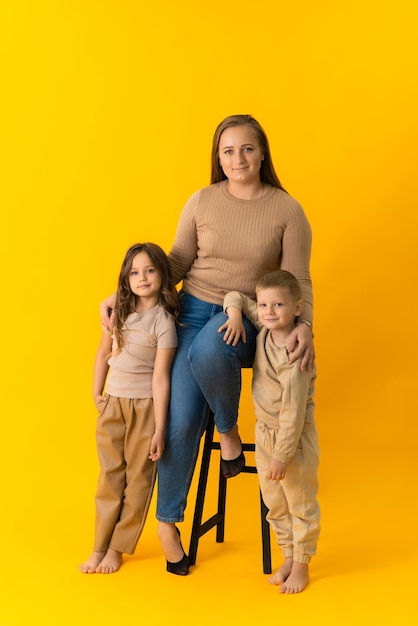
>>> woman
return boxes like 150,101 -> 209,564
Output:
102,115 -> 314,575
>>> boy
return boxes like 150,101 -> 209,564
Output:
222,270 -> 320,593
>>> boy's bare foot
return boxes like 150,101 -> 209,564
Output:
269,557 -> 293,585
95,549 -> 123,574
280,561 -> 309,594
79,551 -> 106,573
219,425 -> 242,460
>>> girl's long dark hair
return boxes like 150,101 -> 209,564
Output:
210,114 -> 286,192
113,242 -> 180,350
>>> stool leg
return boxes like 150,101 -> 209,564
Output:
216,461 -> 227,542
188,415 -> 214,565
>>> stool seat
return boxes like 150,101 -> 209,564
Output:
188,407 -> 272,574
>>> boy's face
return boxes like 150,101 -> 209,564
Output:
256,286 -> 303,332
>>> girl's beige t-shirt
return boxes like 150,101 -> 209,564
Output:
105,305 -> 177,399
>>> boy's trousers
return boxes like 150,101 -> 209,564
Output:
255,422 -> 320,565
93,395 -> 157,554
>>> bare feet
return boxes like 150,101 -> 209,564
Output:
158,522 -> 184,563
219,425 -> 242,460
270,559 -> 309,594
281,562 -> 309,593
95,549 -> 123,574
269,557 -> 293,586
79,551 -> 106,573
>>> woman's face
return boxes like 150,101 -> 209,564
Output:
218,125 -> 264,186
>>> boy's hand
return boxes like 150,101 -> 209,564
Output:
218,307 -> 246,346
267,458 -> 288,481
149,432 -> 165,461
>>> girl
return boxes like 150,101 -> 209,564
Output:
80,242 -> 179,574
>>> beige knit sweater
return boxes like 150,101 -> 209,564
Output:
168,181 -> 313,322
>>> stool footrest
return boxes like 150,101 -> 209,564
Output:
194,513 -> 225,540
210,442 -> 257,452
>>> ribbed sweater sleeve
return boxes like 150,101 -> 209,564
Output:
168,181 -> 313,322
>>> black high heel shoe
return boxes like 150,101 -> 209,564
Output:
166,527 -> 190,576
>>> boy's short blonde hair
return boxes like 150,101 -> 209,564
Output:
256,270 -> 302,301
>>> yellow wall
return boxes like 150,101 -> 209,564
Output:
1,0 -> 417,621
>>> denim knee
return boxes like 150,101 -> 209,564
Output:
189,312 -> 257,433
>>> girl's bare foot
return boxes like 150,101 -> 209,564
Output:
95,549 -> 123,574
280,561 -> 309,594
269,557 -> 293,585
79,551 -> 106,573
158,522 -> 184,563
219,425 -> 242,460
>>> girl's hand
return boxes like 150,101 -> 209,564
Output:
218,307 -> 246,346
149,432 -> 165,461
286,322 -> 315,371
267,458 -> 287,481
100,294 -> 116,331
93,394 -> 108,409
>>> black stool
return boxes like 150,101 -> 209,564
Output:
188,407 -> 272,574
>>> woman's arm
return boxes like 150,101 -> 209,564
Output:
167,191 -> 200,285
280,201 -> 314,370
93,329 -> 112,405
149,347 -> 176,461
280,200 -> 313,324
100,293 -> 116,331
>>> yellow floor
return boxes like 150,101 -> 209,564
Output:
2,435 -> 416,626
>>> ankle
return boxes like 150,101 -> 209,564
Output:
158,521 -> 174,539
219,426 -> 242,463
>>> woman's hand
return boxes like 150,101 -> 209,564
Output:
286,322 -> 315,371
100,293 -> 116,331
218,307 -> 246,346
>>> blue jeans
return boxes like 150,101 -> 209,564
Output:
156,291 -> 258,522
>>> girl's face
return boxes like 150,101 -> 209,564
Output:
218,125 -> 264,186
128,251 -> 161,307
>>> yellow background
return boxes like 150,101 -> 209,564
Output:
1,1 -> 417,624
